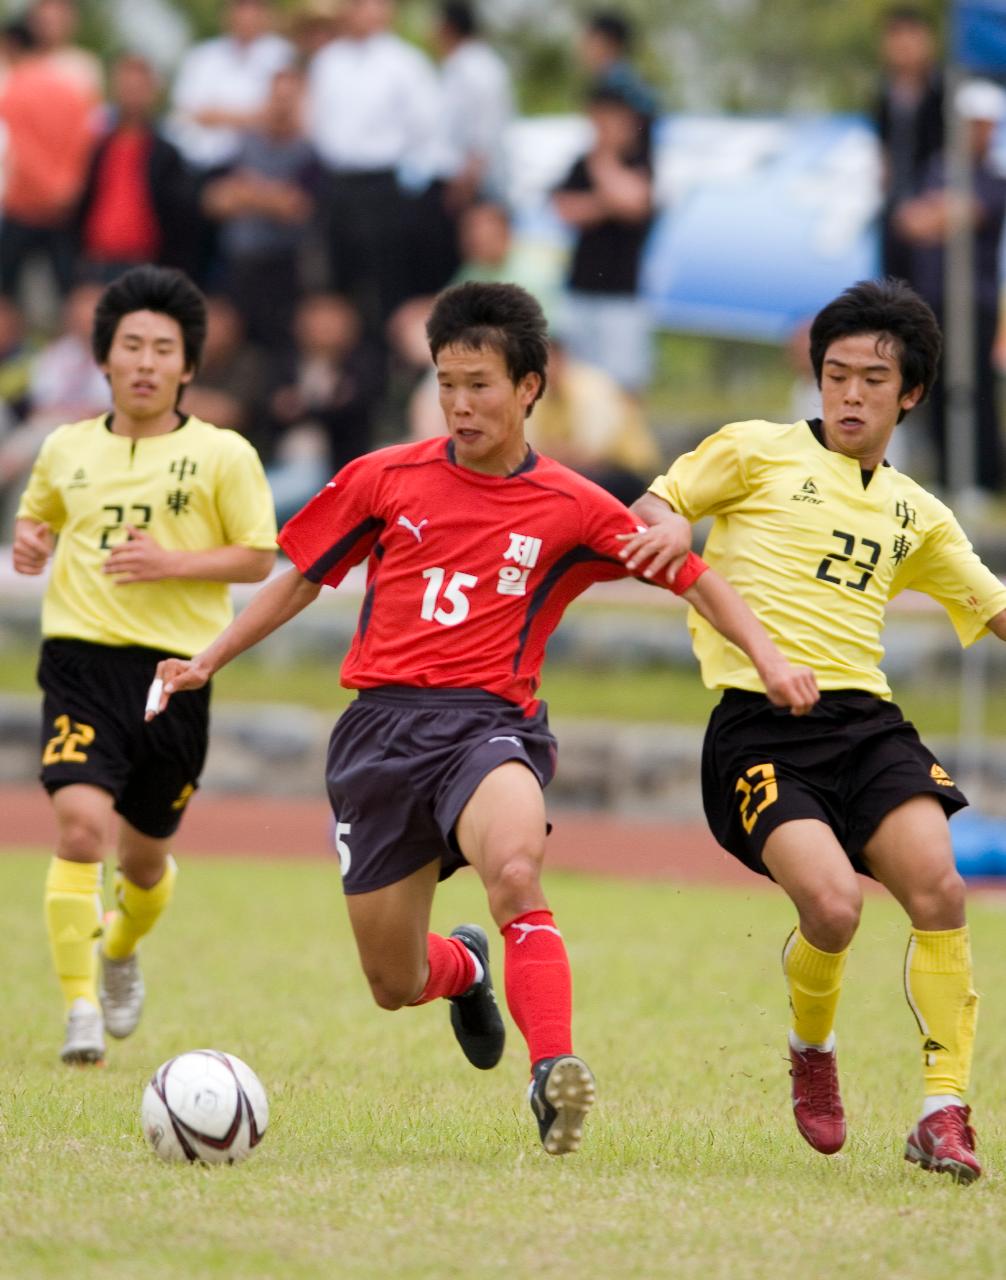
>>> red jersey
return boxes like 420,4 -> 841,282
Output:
279,438 -> 707,712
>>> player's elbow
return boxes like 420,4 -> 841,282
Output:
244,549 -> 277,582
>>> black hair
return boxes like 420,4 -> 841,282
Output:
426,281 -> 549,414
809,277 -> 942,411
2,20 -> 37,53
587,10 -> 632,50
92,265 -> 208,372
440,1 -> 476,38
882,5 -> 935,29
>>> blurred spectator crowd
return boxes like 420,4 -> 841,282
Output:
0,0 -> 663,531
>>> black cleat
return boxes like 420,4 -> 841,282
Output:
528,1055 -> 595,1155
448,924 -> 505,1069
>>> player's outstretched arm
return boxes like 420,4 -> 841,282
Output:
146,567 -> 321,719
682,568 -> 820,715
616,492 -> 692,581
12,518 -> 55,575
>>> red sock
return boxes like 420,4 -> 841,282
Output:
502,909 -> 573,1067
409,933 -> 476,1005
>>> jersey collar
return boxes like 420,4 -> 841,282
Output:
805,417 -> 889,489
445,438 -> 539,477
103,412 -> 190,434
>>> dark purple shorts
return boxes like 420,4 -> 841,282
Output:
325,687 -> 558,894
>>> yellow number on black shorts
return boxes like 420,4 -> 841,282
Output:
735,762 -> 778,834
42,713 -> 96,765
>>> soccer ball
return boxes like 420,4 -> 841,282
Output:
141,1050 -> 268,1165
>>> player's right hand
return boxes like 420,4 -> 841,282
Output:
12,520 -> 54,575
762,662 -> 820,716
145,656 -> 212,721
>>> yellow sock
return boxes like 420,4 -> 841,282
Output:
102,857 -> 177,961
782,927 -> 849,1046
44,857 -> 103,1010
905,926 -> 978,1097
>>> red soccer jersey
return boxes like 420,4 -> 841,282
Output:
278,438 -> 707,713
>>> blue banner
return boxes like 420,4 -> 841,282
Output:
955,1 -> 1006,72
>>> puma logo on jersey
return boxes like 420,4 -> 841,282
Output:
509,921 -> 562,944
489,735 -> 521,747
397,514 -> 428,542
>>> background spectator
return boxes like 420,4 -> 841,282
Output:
577,10 -> 661,127
264,293 -> 385,522
305,0 -> 444,330
894,78 -> 1006,497
433,1 -> 514,207
167,0 -> 294,173
201,65 -> 319,355
0,20 -> 95,312
27,0 -> 103,104
182,294 -> 269,439
552,83 -> 656,396
74,52 -> 199,282
286,0 -> 343,61
873,6 -> 944,282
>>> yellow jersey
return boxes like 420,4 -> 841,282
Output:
649,418 -> 1006,699
17,414 -> 277,656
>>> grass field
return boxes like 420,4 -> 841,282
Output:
2,850 -> 1005,1279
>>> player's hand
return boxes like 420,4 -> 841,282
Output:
761,662 -> 820,716
145,656 -> 212,721
616,513 -> 692,581
12,520 -> 54,574
104,526 -> 175,583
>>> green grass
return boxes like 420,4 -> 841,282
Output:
2,850 -> 1005,1279
2,639 -> 1005,734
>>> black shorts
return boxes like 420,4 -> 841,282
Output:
702,689 -> 967,879
37,638 -> 210,839
325,687 -> 558,895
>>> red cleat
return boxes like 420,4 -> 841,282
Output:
905,1105 -> 981,1184
789,1042 -> 846,1154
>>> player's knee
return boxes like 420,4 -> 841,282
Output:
801,887 -> 862,948
485,851 -> 544,919
907,866 -> 967,929
364,968 -> 423,1011
56,814 -> 105,862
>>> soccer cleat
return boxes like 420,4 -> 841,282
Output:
789,1041 -> 846,1154
447,924 -> 505,1069
99,948 -> 145,1039
528,1055 -> 595,1155
905,1104 -> 981,1184
60,997 -> 106,1065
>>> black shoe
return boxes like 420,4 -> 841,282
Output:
447,924 -> 505,1070
528,1055 -> 595,1155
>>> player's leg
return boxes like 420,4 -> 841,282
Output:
46,784 -> 112,1064
98,821 -> 176,1039
861,794 -> 980,1183
456,761 -> 595,1155
762,819 -> 862,1155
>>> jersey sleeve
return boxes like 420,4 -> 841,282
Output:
648,421 -> 750,521
214,435 -> 278,550
15,433 -> 65,531
277,454 -> 383,587
890,509 -> 1006,646
579,479 -> 708,595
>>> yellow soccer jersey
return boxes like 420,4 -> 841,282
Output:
649,419 -> 1006,698
17,414 -> 277,656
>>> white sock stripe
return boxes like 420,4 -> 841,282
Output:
904,935 -> 930,1037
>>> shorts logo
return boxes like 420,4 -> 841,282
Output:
735,762 -> 779,833
170,783 -> 195,812
489,735 -> 521,746
930,763 -> 955,787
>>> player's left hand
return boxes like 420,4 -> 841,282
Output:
103,526 -> 175,584
761,662 -> 820,716
616,513 -> 692,581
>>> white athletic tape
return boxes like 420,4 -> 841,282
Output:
145,677 -> 164,717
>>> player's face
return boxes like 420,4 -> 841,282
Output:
436,343 -> 541,475
819,332 -> 922,469
102,309 -> 193,422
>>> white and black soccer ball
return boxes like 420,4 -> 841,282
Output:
141,1050 -> 268,1165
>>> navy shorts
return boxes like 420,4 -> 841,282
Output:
702,689 -> 968,879
325,687 -> 558,895
37,638 -> 210,839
